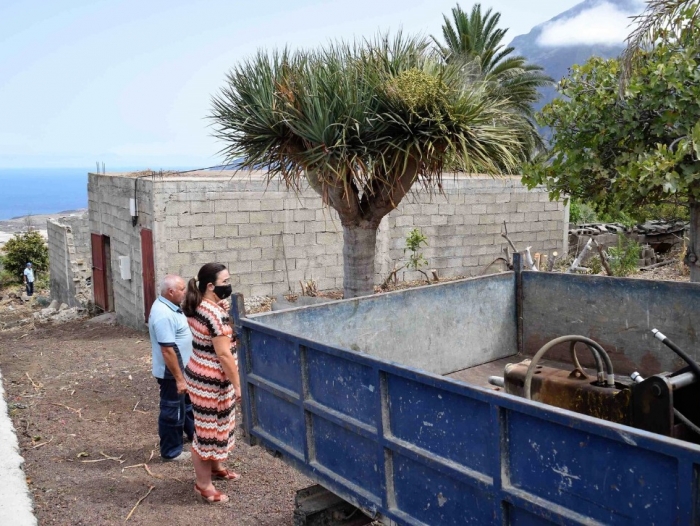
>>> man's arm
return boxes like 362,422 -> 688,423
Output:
160,345 -> 187,394
151,316 -> 187,394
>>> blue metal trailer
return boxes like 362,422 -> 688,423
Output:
233,268 -> 700,525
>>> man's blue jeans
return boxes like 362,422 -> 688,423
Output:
157,378 -> 194,459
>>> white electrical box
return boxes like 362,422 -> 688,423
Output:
129,198 -> 136,217
119,256 -> 131,280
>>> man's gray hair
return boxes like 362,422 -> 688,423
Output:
159,274 -> 183,294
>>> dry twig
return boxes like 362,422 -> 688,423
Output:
122,463 -> 145,471
49,403 -> 83,419
80,452 -> 126,464
25,373 -> 42,391
32,437 -> 53,449
81,452 -> 125,464
501,221 -> 518,253
125,485 -> 155,522
143,464 -> 163,479
592,239 -> 613,276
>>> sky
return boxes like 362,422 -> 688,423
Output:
0,0 -> 643,170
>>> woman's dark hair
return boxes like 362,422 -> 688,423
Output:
183,262 -> 227,316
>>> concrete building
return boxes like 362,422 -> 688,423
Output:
46,212 -> 92,307
87,170 -> 568,330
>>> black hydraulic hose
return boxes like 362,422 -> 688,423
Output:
674,409 -> 700,437
652,329 -> 700,379
524,335 -> 615,400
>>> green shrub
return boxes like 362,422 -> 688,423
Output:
2,231 -> 49,281
587,255 -> 603,275
607,235 -> 641,277
404,229 -> 428,272
569,199 -> 598,224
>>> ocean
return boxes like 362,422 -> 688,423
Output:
0,168 -> 89,220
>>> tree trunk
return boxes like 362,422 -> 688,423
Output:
342,225 -> 378,298
689,200 -> 700,283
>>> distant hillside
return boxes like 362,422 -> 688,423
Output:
509,0 -> 642,112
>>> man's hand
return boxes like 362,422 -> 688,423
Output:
176,378 -> 187,394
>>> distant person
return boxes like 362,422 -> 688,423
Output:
148,274 -> 194,462
23,262 -> 35,296
182,262 -> 241,504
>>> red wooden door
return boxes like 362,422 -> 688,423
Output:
141,228 -> 156,322
91,233 -> 107,311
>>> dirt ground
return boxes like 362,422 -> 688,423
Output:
0,320 -> 311,526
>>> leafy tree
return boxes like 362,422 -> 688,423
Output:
210,35 -> 529,297
433,3 -> 552,155
2,231 -> 48,281
524,13 -> 700,281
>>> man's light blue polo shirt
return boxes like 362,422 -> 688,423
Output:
148,296 -> 193,379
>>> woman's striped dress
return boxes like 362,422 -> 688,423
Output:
184,299 -> 236,461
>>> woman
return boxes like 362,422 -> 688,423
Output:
182,262 -> 241,504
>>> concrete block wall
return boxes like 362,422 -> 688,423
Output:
383,177 -> 566,282
88,173 -> 155,329
151,176 -> 345,297
149,172 -> 566,298
47,213 -> 91,307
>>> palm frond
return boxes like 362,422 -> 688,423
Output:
621,0 -> 700,85
430,3 -> 553,158
210,32 -> 529,221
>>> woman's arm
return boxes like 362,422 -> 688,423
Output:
212,335 -> 242,402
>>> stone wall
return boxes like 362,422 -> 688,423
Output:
149,172 -> 567,298
88,173 -> 155,329
47,213 -> 92,307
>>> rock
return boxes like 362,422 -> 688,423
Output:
34,309 -> 52,321
48,300 -> 60,311
34,295 -> 51,307
2,318 -> 31,330
86,312 -> 117,325
59,303 -> 69,311
52,308 -> 85,323
20,294 -> 30,302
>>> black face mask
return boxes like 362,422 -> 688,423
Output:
213,284 -> 232,300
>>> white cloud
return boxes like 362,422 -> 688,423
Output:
537,1 -> 641,47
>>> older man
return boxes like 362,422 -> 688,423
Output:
148,274 -> 194,461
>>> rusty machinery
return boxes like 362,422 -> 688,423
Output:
489,330 -> 700,444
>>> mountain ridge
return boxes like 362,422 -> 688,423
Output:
508,0 -> 643,111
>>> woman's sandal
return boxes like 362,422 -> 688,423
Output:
194,484 -> 229,504
212,468 -> 241,481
